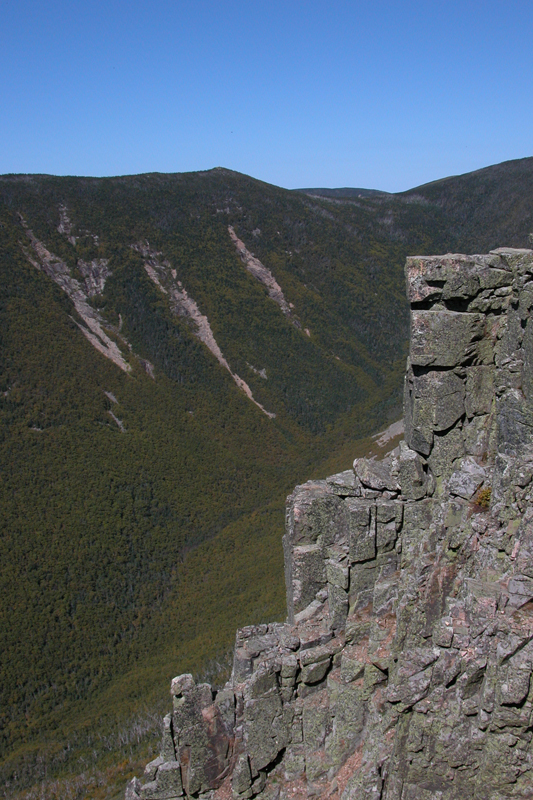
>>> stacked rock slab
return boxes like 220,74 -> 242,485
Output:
127,249 -> 533,800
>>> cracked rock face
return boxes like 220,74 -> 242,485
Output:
127,249 -> 533,800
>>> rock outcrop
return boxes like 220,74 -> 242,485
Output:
127,249 -> 533,800
21,216 -> 134,374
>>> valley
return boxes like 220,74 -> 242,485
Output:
1,157 -> 533,798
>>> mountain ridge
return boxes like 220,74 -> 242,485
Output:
2,156 -> 533,798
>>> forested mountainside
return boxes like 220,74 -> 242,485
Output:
1,157 -> 533,799
299,155 -> 533,252
296,188 -> 391,199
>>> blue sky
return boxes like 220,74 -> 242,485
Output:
1,0 -> 532,190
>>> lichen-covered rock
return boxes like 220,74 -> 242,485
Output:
398,442 -> 429,498
410,310 -> 484,367
405,368 -> 466,455
448,456 -> 486,499
354,452 -> 400,492
127,249 -> 533,800
125,777 -> 142,799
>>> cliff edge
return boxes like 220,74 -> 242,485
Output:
126,248 -> 533,800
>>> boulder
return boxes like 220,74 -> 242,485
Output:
448,456 -> 486,499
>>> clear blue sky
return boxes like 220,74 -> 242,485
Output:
1,0 -> 532,191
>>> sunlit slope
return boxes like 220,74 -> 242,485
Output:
404,156 -> 533,252
0,222 -> 297,759
2,157 -> 533,796
299,156 -> 533,254
0,170 -> 408,792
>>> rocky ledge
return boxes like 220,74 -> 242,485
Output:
127,249 -> 533,800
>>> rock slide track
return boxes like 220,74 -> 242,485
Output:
21,207 -> 280,417
132,241 -> 276,419
227,226 -> 297,324
127,248 -> 533,800
21,215 -> 135,374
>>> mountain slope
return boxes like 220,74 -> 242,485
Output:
1,157 -> 533,797
0,169 -> 408,796
403,155 -> 533,251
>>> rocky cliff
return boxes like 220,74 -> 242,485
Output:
126,248 -> 533,800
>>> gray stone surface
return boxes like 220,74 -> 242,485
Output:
410,310 -> 484,367
428,423 -> 465,478
465,365 -> 495,417
448,456 -> 486,499
125,778 -> 142,799
354,452 -> 400,492
398,442 -> 429,499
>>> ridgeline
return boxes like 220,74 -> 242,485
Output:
1,157 -> 533,798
